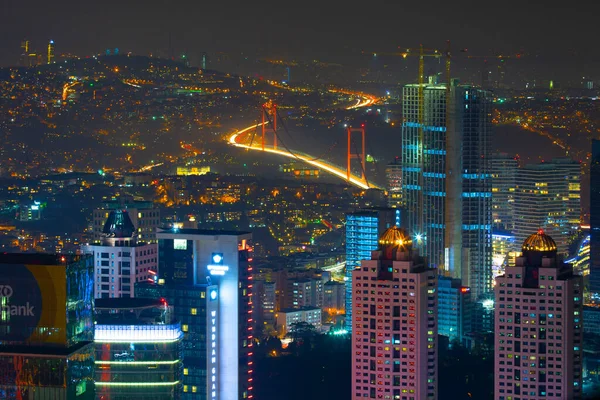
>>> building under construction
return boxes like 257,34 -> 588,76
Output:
401,75 -> 493,300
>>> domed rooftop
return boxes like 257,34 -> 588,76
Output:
102,210 -> 136,239
522,229 -> 557,252
378,226 -> 412,252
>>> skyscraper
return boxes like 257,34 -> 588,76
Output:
591,140 -> 600,296
494,230 -> 583,400
437,276 -> 471,345
513,158 -> 581,256
149,228 -> 253,400
402,79 -> 447,269
82,210 -> 158,298
490,153 -> 519,231
94,298 -> 183,399
386,157 -> 403,208
345,208 -> 399,332
351,227 -> 437,400
401,79 -> 492,298
0,253 -> 95,399
47,39 -> 54,64
136,282 -> 219,399
455,86 -> 493,299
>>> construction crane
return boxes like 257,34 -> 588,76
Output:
369,44 -> 451,234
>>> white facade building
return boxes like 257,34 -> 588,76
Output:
276,307 -> 322,335
82,210 -> 157,299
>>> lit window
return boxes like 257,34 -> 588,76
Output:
191,308 -> 197,315
182,324 -> 188,332
192,386 -> 197,393
183,385 -> 188,392
184,368 -> 189,375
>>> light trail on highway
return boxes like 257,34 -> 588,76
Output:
138,162 -> 164,172
346,95 -> 377,109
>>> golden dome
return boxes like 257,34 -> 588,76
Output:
522,229 -> 557,252
379,226 -> 412,250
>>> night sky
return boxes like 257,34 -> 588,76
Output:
1,0 -> 599,80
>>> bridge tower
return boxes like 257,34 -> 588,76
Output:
261,103 -> 278,151
347,125 -> 366,182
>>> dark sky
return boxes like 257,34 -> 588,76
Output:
1,0 -> 599,73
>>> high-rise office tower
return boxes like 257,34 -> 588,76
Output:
402,79 -> 492,299
565,232 -> 590,279
345,208 -> 399,332
82,210 -> 158,298
47,40 -> 55,64
455,86 -> 493,299
0,253 -> 95,399
402,79 -> 447,269
591,140 -> 600,296
437,276 -> 471,345
494,230 -> 583,400
19,39 -> 29,66
492,230 -> 519,282
386,157 -> 403,208
147,228 -> 253,400
513,158 -> 581,256
94,298 -> 183,399
137,282 -> 220,399
351,227 -> 437,400
490,153 -> 519,231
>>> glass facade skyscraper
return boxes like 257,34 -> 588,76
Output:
591,140 -> 600,296
458,86 -> 493,299
490,153 -> 519,231
437,276 -> 471,345
386,156 -> 403,208
0,253 -> 95,399
136,283 -> 217,399
94,298 -> 183,399
345,208 -> 398,331
402,81 -> 448,269
401,79 -> 492,299
513,158 -> 581,256
147,228 -> 253,400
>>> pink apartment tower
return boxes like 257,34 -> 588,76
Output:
494,230 -> 583,400
351,226 -> 438,400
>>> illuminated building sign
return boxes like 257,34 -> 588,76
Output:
95,324 -> 183,343
207,253 -> 229,276
0,264 -> 67,344
173,239 -> 187,250
210,309 -> 218,399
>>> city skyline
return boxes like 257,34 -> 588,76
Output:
2,1 -> 600,84
1,4 -> 599,397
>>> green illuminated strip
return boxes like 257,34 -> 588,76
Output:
95,381 -> 180,387
96,360 -> 180,365
95,339 -> 180,344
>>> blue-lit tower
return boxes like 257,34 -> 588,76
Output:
345,208 -> 399,332
455,86 -> 493,299
401,79 -> 447,269
591,139 -> 600,296
402,78 -> 492,300
138,228 -> 253,400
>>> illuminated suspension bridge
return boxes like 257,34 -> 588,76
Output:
228,99 -> 382,190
